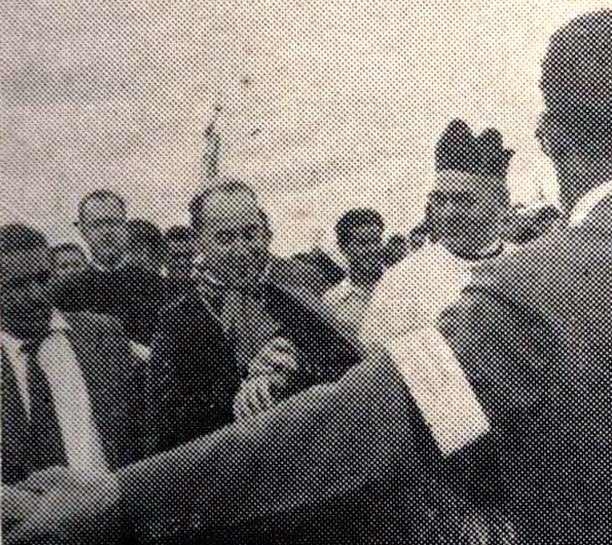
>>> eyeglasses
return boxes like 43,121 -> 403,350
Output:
1,271 -> 51,292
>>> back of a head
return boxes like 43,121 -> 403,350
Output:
540,9 -> 612,158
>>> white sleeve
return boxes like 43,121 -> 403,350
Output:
385,327 -> 491,457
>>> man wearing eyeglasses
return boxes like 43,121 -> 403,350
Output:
1,224 -> 146,534
57,191 -> 172,347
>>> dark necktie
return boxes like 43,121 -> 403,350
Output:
22,340 -> 66,471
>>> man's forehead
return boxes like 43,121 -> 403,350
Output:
350,223 -> 384,238
82,197 -> 125,219
1,248 -> 50,281
203,192 -> 264,227
433,170 -> 503,195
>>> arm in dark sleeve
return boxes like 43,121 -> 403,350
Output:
145,318 -> 186,454
439,288 -> 557,429
118,353 -> 439,538
267,286 -> 362,390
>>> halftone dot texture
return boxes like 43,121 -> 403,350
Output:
2,3 -> 612,545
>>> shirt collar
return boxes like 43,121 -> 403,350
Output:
192,262 -> 272,289
438,238 -> 504,262
568,179 -> 612,227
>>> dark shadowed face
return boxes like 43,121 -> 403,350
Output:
1,247 -> 53,340
427,171 -> 507,256
341,223 -> 385,284
196,191 -> 272,287
128,248 -> 163,274
53,248 -> 87,279
79,197 -> 128,269
165,239 -> 196,280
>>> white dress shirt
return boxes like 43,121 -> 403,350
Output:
1,310 -> 107,478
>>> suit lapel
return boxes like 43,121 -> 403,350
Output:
62,319 -> 139,470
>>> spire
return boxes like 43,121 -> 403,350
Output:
200,103 -> 223,187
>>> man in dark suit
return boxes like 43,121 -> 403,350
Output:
10,9 -> 612,545
148,180 -> 360,454
1,224 -> 146,530
55,191 -> 180,348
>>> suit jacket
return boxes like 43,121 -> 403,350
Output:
147,283 -> 360,455
267,255 -> 333,297
52,267 -> 182,346
114,202 -> 612,544
2,312 -> 146,486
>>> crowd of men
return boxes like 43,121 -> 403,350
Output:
2,8 -> 612,545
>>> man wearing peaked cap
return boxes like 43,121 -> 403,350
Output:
10,9 -> 612,545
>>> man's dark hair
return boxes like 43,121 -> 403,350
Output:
51,242 -> 86,257
127,219 -> 164,261
539,9 -> 612,157
78,190 -> 126,224
164,225 -> 196,244
190,180 -> 260,232
335,208 -> 385,249
0,224 -> 47,254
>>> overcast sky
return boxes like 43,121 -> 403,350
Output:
2,0 -> 610,254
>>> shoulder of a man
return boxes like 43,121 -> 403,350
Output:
268,255 -> 327,295
439,287 -> 556,424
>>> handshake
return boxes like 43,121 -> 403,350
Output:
233,337 -> 300,420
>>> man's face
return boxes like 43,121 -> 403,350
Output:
427,172 -> 507,255
79,197 -> 128,267
196,192 -> 272,287
1,247 -> 53,340
341,224 -> 385,282
53,248 -> 87,279
165,239 -> 196,279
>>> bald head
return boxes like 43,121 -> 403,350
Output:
190,181 -> 272,287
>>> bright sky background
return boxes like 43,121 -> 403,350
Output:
2,0 -> 610,255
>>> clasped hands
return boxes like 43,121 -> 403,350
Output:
233,337 -> 299,420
